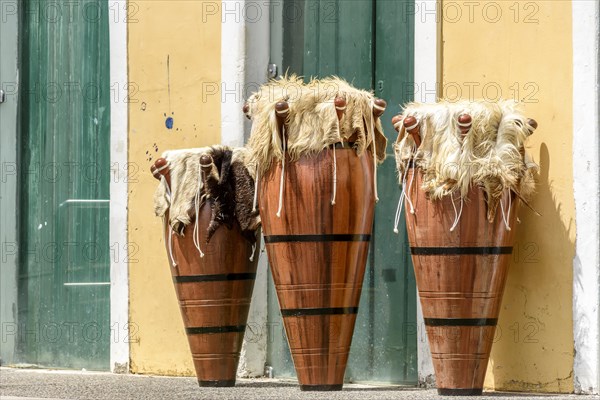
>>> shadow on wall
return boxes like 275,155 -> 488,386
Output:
490,143 -> 575,392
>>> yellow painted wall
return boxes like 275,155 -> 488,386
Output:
128,1 -> 221,375
441,0 -> 574,393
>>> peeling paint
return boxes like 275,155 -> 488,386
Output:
500,370 -> 573,393
112,362 -> 129,374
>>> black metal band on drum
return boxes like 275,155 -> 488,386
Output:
264,234 -> 371,243
410,246 -> 513,255
198,380 -> 236,388
424,318 -> 498,327
437,388 -> 484,396
280,307 -> 359,317
301,384 -> 344,391
185,325 -> 246,335
173,273 -> 256,283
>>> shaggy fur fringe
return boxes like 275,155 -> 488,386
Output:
246,75 -> 387,174
153,146 -> 260,242
393,100 -> 538,220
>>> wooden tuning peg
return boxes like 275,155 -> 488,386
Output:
404,116 -> 421,147
392,115 -> 403,133
526,118 -> 538,135
457,113 -> 472,136
334,96 -> 346,121
151,158 -> 170,184
372,98 -> 387,119
275,101 -> 290,142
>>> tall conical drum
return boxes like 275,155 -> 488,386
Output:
246,77 -> 387,391
405,170 -> 517,395
393,102 -> 538,395
260,148 -> 374,390
152,146 -> 261,387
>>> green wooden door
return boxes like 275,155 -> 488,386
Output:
266,0 -> 417,384
17,0 -> 111,370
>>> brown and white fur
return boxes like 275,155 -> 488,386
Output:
154,146 -> 260,242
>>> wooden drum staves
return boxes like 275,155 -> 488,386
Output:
259,147 -> 375,391
152,157 -> 259,387
404,168 -> 517,396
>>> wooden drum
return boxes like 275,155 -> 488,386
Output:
245,77 -> 388,391
260,147 -> 375,391
394,102 -> 537,395
405,169 -> 518,395
153,156 -> 259,387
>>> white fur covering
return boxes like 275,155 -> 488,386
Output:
393,100 -> 538,220
246,76 -> 387,174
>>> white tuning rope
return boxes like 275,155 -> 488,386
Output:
161,175 -> 172,202
261,238 -> 266,254
404,157 -> 416,215
369,102 -> 379,202
500,189 -> 512,231
393,158 -> 411,234
160,171 -> 178,267
250,234 -> 265,261
331,144 -> 338,205
449,194 -> 464,232
393,191 -> 406,234
276,127 -> 286,218
192,163 -> 205,258
166,219 -> 177,268
252,165 -> 259,212
162,216 -> 177,267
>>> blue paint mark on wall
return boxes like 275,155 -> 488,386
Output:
165,117 -> 174,129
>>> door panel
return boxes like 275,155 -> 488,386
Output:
267,0 -> 416,384
18,0 -> 111,370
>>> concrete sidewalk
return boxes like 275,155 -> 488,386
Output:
0,368 -> 593,400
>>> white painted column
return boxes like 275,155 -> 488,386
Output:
572,1 -> 600,395
108,0 -> 130,374
0,0 -> 20,367
413,0 -> 439,387
220,0 -> 270,377
221,1 -> 247,148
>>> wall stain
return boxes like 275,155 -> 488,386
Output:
145,143 -> 159,162
165,55 -> 174,130
500,370 -> 573,393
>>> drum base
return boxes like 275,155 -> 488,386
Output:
437,388 -> 483,396
198,380 -> 236,387
300,384 -> 344,391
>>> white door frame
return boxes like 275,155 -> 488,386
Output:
413,0 -> 439,387
0,0 -> 20,367
108,0 -> 130,374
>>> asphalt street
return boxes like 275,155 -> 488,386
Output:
0,368 -> 595,400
